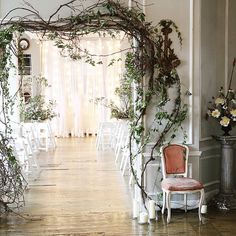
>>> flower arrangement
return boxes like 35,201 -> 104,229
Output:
207,58 -> 236,135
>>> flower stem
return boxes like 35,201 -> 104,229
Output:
227,58 -> 236,96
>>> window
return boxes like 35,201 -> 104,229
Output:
18,54 -> 32,75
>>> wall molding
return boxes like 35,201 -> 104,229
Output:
225,0 -> 229,89
200,144 -> 220,152
203,180 -> 220,188
189,150 -> 202,157
192,0 -> 202,148
188,0 -> 194,145
200,137 -> 212,142
201,154 -> 220,160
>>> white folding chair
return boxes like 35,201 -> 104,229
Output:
12,135 -> 40,180
21,122 -> 40,154
35,122 -> 56,151
115,122 -> 129,163
96,121 -> 115,150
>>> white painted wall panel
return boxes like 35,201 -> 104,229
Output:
228,0 -> 236,90
145,0 -> 192,144
200,0 -> 225,139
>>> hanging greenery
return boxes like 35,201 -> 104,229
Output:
0,0 -> 188,212
0,27 -> 27,213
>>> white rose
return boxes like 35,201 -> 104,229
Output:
211,109 -> 220,118
220,116 -> 230,127
215,97 -> 225,105
230,109 -> 236,117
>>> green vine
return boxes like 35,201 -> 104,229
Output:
0,26 -> 27,213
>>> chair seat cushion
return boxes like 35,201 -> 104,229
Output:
161,177 -> 203,191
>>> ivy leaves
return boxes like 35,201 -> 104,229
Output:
0,27 -> 27,212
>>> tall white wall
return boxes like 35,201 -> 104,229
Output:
145,0 -> 193,145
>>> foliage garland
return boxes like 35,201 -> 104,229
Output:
0,27 -> 27,213
0,0 -> 188,211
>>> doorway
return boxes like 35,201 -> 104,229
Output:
24,32 -> 129,137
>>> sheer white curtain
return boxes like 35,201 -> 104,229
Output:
42,35 -> 127,137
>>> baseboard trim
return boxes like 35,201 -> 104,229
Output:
203,180 -> 220,187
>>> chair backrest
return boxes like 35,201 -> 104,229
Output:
161,144 -> 189,179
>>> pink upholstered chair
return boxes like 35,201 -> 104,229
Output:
160,144 -> 204,223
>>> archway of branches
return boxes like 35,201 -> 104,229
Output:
0,0 -> 187,214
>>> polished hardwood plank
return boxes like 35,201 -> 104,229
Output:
1,137 -> 236,235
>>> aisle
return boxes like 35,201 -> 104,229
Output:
0,137 -> 143,235
2,137 -> 234,236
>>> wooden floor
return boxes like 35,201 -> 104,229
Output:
1,137 -> 236,235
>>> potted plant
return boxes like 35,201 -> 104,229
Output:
20,95 -> 56,122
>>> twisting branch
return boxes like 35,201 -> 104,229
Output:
47,0 -> 77,24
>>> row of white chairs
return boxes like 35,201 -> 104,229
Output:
96,120 -> 130,176
96,121 -> 157,189
11,121 -> 56,181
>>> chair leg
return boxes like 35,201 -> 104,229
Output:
184,193 -> 187,213
162,191 -> 166,214
198,189 -> 205,222
166,192 -> 171,223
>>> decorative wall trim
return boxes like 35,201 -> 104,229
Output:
201,154 -> 220,160
202,145 -> 220,152
200,144 -> 220,152
203,180 -> 220,187
192,0 -> 202,147
225,0 -> 229,89
189,150 -> 202,157
189,0 -> 194,145
200,137 -> 212,142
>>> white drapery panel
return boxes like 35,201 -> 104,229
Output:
42,35 -> 128,137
